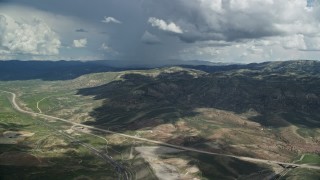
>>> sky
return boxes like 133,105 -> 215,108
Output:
0,0 -> 320,63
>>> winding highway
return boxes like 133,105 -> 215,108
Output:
2,90 -> 320,171
1,90 -> 132,180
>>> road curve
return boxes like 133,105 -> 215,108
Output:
1,90 -> 131,180
2,90 -> 320,170
36,96 -> 50,113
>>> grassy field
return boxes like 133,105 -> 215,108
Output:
283,168 -> 320,180
0,89 -> 157,180
0,92 -> 118,179
299,154 -> 320,165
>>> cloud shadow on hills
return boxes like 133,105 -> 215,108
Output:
77,71 -> 320,131
0,146 -> 119,180
75,69 -> 320,177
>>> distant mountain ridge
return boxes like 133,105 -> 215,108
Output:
0,60 -> 319,81
182,60 -> 320,75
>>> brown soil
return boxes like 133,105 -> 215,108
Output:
146,124 -> 176,141
0,152 -> 43,166
135,146 -> 200,180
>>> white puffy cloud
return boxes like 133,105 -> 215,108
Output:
0,4 -> 109,60
101,16 -> 122,24
141,31 -> 161,44
148,17 -> 183,34
0,14 -> 61,56
73,38 -> 87,48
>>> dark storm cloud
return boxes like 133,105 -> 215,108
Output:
178,32 -> 225,43
146,0 -> 286,43
141,31 -> 161,45
1,0 -> 320,62
75,28 -> 88,33
12,0 -> 284,44
4,0 -> 308,44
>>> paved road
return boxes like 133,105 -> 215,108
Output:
58,129 -> 131,180
1,90 -> 131,180
2,90 -> 320,171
